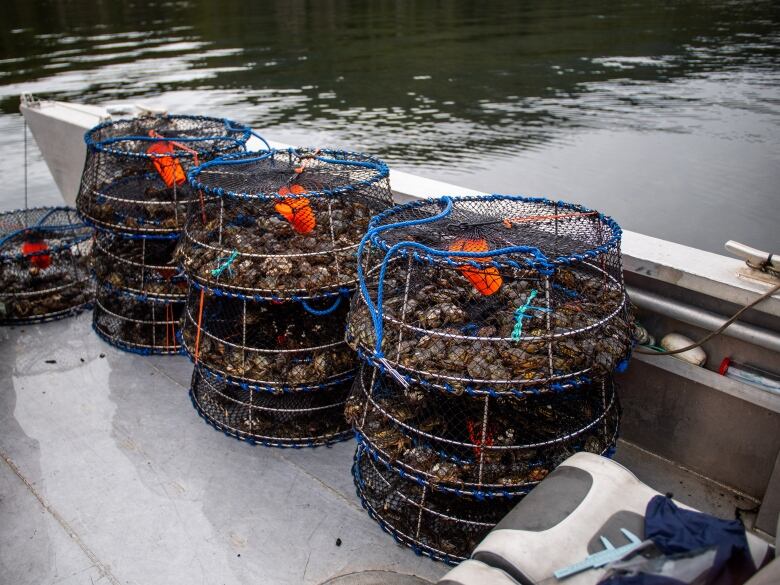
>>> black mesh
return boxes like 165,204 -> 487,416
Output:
353,444 -> 514,563
93,232 -> 187,299
370,197 -> 619,262
178,149 -> 393,298
0,207 -> 93,324
180,285 -> 357,390
78,115 -> 250,236
348,364 -> 619,497
190,365 -> 352,447
93,283 -> 183,354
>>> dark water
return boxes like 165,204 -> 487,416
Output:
1,0 -> 778,254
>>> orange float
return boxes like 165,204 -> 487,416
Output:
275,184 -> 316,234
448,237 -> 502,296
22,239 -> 51,270
146,141 -> 187,188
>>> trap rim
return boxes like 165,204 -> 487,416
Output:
192,361 -> 357,395
354,416 -> 620,499
189,386 -> 353,448
0,301 -> 93,327
188,148 -> 390,201
354,367 -> 618,452
358,349 -> 594,393
0,206 -> 92,262
365,194 -> 622,270
97,279 -> 187,302
84,114 -> 252,157
92,321 -> 182,356
86,224 -> 183,241
185,278 -> 356,306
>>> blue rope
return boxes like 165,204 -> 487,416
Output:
300,294 -> 344,315
357,196 -> 552,358
248,129 -> 271,152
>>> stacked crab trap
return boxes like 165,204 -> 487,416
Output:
0,206 -> 93,325
178,148 -> 393,447
346,195 -> 633,563
77,115 -> 251,354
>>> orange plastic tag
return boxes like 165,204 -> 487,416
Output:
448,238 -> 503,296
275,184 -> 316,234
147,141 -> 187,188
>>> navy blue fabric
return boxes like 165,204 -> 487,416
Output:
598,496 -> 756,585
644,496 -> 748,558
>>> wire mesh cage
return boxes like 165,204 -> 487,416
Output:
353,442 -> 515,564
77,115 -> 252,237
0,207 -> 93,325
180,284 -> 357,391
178,149 -> 393,299
190,365 -> 353,447
93,283 -> 183,354
348,195 -> 633,396
347,364 -> 619,499
93,231 -> 187,299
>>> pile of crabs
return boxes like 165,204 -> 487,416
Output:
77,115 -> 251,354
0,206 -> 93,326
345,195 -> 633,563
178,149 -> 394,447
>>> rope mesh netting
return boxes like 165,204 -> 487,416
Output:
347,194 -> 633,562
0,207 -> 93,325
77,115 -> 252,236
178,149 -> 392,298
180,147 -> 393,447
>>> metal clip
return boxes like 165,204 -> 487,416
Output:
554,528 -> 644,580
377,357 -> 410,388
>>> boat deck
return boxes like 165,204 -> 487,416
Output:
0,313 -> 760,585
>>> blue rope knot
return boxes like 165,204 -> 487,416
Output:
511,289 -> 552,341
211,249 -> 239,280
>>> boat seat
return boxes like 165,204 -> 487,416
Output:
437,560 -> 521,585
437,452 -> 773,585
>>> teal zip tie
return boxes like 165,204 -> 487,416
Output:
511,289 -> 551,340
211,249 -> 239,280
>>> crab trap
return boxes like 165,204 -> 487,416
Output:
93,232 -> 187,299
190,365 -> 352,447
93,282 -> 183,354
177,149 -> 393,299
353,442 -> 515,564
77,115 -> 253,237
347,364 -> 619,499
180,284 -> 357,391
0,207 -> 93,325
348,195 -> 633,396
